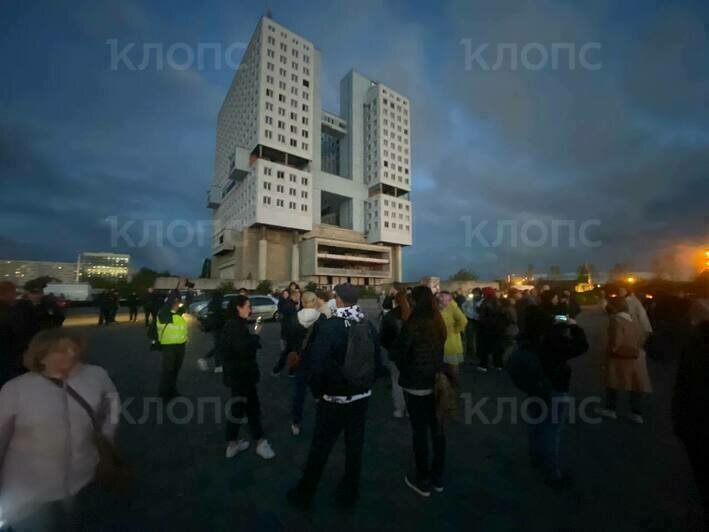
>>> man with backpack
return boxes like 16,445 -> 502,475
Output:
287,283 -> 381,509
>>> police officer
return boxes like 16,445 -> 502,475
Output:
156,295 -> 188,400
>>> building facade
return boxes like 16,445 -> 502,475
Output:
0,260 -> 77,285
209,15 -> 412,286
77,252 -> 130,281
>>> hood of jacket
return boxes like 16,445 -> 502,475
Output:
298,308 -> 321,328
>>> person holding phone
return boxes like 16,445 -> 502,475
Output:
219,296 -> 275,460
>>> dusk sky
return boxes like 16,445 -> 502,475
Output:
1,0 -> 707,280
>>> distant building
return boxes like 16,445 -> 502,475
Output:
0,259 -> 77,285
208,15 -> 412,286
77,252 -> 130,281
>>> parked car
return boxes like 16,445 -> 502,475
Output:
197,294 -> 279,331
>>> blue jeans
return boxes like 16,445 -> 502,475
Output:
527,392 -> 570,480
292,365 -> 309,424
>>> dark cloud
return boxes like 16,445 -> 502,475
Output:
0,0 -> 707,280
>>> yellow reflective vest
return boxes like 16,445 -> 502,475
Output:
157,313 -> 188,345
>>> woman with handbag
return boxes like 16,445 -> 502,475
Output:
289,291 -> 325,436
597,296 -> 653,423
0,329 -> 121,530
391,286 -> 447,497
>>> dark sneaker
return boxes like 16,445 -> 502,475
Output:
431,480 -> 444,493
286,487 -> 312,510
404,475 -> 431,497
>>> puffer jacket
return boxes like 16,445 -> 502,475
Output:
391,320 -> 445,391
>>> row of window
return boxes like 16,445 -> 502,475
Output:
264,102 -> 310,125
264,85 -> 310,102
265,49 -> 311,76
262,196 -> 309,212
262,167 -> 309,185
262,181 -> 309,198
263,130 -> 309,150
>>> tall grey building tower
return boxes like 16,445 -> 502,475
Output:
208,15 -> 412,286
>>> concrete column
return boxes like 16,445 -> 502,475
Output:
291,231 -> 300,281
392,245 -> 403,282
258,227 -> 267,281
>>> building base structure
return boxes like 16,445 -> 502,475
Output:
211,223 -> 400,286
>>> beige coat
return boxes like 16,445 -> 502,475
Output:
605,313 -> 652,393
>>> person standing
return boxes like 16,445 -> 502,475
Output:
196,291 -> 226,373
287,283 -> 380,509
0,281 -> 21,388
272,289 -> 301,377
290,291 -> 325,436
437,291 -> 467,384
155,295 -> 188,400
461,288 -> 482,363
476,287 -> 507,372
516,299 -> 588,487
220,296 -> 275,460
673,300 -> 709,531
596,296 -> 653,423
0,329 -> 120,529
143,288 -> 158,327
380,291 -> 411,418
126,292 -> 139,322
618,287 -> 653,341
391,286 -> 447,497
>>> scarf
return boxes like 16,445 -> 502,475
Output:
334,304 -> 365,324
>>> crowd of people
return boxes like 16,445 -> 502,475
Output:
0,277 -> 707,530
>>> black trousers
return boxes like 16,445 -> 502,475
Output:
683,437 -> 709,530
296,397 -> 369,498
129,307 -> 138,321
159,343 -> 185,399
478,331 -> 505,368
404,392 -> 446,484
464,319 -> 479,359
226,383 -> 264,441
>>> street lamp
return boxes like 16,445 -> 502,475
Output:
626,276 -> 636,284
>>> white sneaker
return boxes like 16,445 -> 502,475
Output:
595,407 -> 617,420
291,423 -> 301,436
256,439 -> 275,460
214,366 -> 223,374
197,358 -> 209,372
225,439 -> 250,458
476,366 -> 488,373
628,413 -> 644,424
393,409 -> 405,419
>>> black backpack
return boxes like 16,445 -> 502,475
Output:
341,320 -> 376,389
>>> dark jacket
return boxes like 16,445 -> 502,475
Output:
478,298 -> 507,336
672,321 -> 709,442
278,297 -> 298,342
391,319 -> 445,391
379,306 -> 404,351
0,302 -> 21,386
219,316 -> 262,388
537,322 -> 589,393
309,314 -> 381,398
